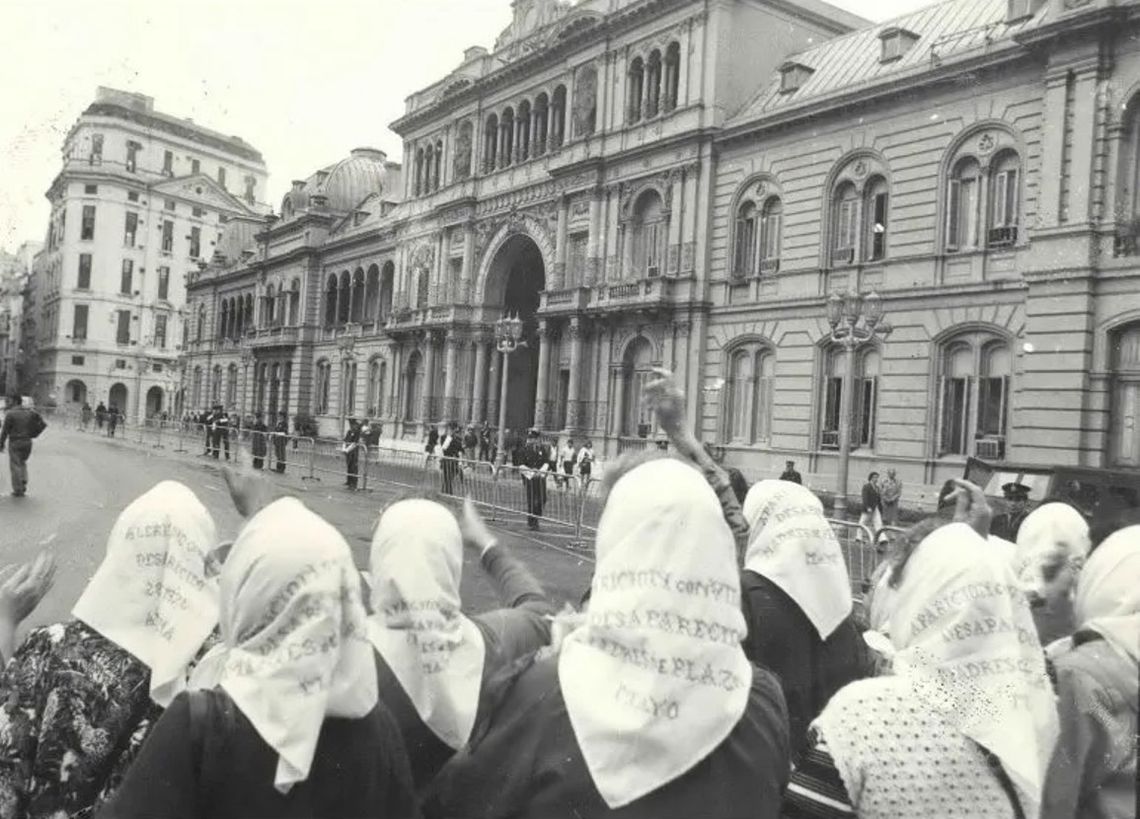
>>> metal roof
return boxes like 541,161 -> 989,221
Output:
728,0 -> 1050,128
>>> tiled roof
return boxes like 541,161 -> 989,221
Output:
728,0 -> 1049,127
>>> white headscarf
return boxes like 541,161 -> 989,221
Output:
742,480 -> 852,638
189,498 -> 377,792
824,523 -> 1058,817
72,481 -> 219,708
1072,526 -> 1140,665
368,499 -> 486,750
559,459 -> 752,809
1013,502 -> 1090,584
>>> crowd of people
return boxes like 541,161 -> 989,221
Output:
0,370 -> 1133,818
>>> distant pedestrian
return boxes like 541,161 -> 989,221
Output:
879,468 -> 902,526
343,418 -> 363,490
576,440 -> 595,485
857,471 -> 883,544
479,421 -> 492,461
439,422 -> 464,495
250,412 -> 268,470
272,411 -> 288,474
780,460 -> 802,484
560,438 -> 576,489
95,402 -> 107,430
520,428 -> 549,530
0,395 -> 47,497
107,405 -> 119,438
81,402 -> 93,431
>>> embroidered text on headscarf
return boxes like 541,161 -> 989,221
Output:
560,459 -> 752,809
742,480 -> 853,638
368,499 -> 485,749
72,480 -> 219,707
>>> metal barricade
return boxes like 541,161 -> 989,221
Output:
827,518 -> 884,599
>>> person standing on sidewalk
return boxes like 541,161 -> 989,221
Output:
343,417 -> 363,490
106,405 -> 119,438
879,468 -> 903,527
272,411 -> 289,474
520,428 -> 550,530
249,412 -> 268,470
0,395 -> 47,498
857,471 -> 883,545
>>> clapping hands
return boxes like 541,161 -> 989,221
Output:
0,552 -> 57,662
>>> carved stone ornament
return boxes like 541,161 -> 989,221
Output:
853,160 -> 868,179
755,181 -> 767,200
978,133 -> 996,154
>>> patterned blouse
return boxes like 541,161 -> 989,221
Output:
0,620 -> 159,819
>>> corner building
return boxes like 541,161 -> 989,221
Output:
187,0 -> 1140,503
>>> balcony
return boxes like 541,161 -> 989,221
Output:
538,287 -> 591,315
589,276 -> 696,315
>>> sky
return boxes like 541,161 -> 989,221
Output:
0,0 -> 935,252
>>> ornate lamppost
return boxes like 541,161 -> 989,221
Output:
825,290 -> 892,519
494,313 -> 526,467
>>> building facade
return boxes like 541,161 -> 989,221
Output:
31,87 -> 268,421
186,0 -> 1140,502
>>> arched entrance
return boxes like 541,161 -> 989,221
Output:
145,386 -> 164,418
64,379 -> 87,406
484,234 -> 546,431
108,383 -> 128,414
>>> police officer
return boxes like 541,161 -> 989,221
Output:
520,428 -> 549,530
992,482 -> 1032,542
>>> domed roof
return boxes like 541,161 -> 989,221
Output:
215,215 -> 262,265
314,148 -> 389,212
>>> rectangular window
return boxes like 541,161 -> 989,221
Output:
84,184 -> 98,195
833,200 -> 857,263
157,266 -> 170,300
939,377 -> 971,455
126,141 -> 139,173
81,205 -> 96,241
161,220 -> 173,253
77,254 -> 92,289
191,158 -> 200,175
755,371 -> 774,442
641,223 -> 664,277
154,314 -> 168,348
734,217 -> 756,279
759,212 -> 781,265
153,363 -> 163,373
192,206 -> 205,218
115,359 -> 127,370
72,305 -> 88,340
89,133 -> 103,164
244,175 -> 256,203
124,212 -> 138,247
116,310 -> 131,345
189,226 -> 201,258
868,193 -> 888,261
164,199 -> 176,212
977,376 -> 1009,437
217,167 -> 226,189
120,259 -> 134,295
822,377 -> 842,449
853,376 -> 878,447
992,169 -> 1019,228
127,190 -> 139,202
71,355 -> 85,366
163,150 -> 173,176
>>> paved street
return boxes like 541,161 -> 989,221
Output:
0,425 -> 595,643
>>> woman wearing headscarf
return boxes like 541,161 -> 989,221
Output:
784,522 -> 1059,819
100,497 -> 418,819
740,480 -> 868,759
424,459 -> 790,819
1041,526 -> 1137,819
369,497 -> 554,791
0,481 -> 221,819
1013,502 -> 1091,646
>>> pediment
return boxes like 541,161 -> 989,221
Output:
149,174 -> 255,215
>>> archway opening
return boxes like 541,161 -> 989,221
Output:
146,386 -> 164,418
64,379 -> 87,406
485,234 -> 546,431
109,383 -> 128,415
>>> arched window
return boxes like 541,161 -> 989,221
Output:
191,366 -> 203,407
218,301 -> 228,340
226,364 -> 238,408
500,108 -> 515,169
551,86 -> 567,149
368,357 -> 386,417
484,114 -> 499,173
231,297 -> 242,338
628,58 -> 645,124
517,100 -> 532,162
342,359 -> 358,417
244,294 -> 254,331
324,275 -> 338,327
288,279 -> 300,325
379,261 -> 395,320
364,265 -> 379,321
405,350 -> 423,419
733,201 -> 757,279
454,120 -> 473,180
936,331 -> 1011,457
946,157 -> 982,251
415,147 -> 425,196
337,271 -> 351,324
424,144 -> 435,193
534,94 -> 550,156
723,344 -> 775,444
632,189 -> 666,278
831,182 -> 859,265
621,337 -> 654,436
988,150 -> 1020,248
415,268 -> 430,309
646,50 -> 662,118
433,140 -> 443,190
350,269 -> 365,323
1111,323 -> 1140,465
212,365 -> 223,403
821,346 -> 880,450
263,285 -> 275,328
864,176 -> 889,262
276,287 -> 287,328
572,67 -> 597,138
315,360 -> 331,415
759,197 -> 783,272
197,304 -> 206,341
664,42 -> 681,112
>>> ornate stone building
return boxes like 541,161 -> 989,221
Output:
186,0 -> 1140,500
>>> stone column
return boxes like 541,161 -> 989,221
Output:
388,343 -> 401,422
533,320 -> 550,429
553,196 -> 569,289
586,189 -> 603,285
461,224 -> 476,303
442,331 -> 459,422
667,171 -> 684,275
470,337 -> 489,424
611,364 -> 626,437
421,333 -> 437,423
594,323 -> 611,435
606,186 -> 622,281
486,346 -> 501,428
567,317 -> 583,429
681,166 -> 700,275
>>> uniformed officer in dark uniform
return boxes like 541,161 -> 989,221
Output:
210,404 -> 230,460
520,428 -> 549,530
250,411 -> 269,470
273,411 -> 289,473
991,481 -> 1031,542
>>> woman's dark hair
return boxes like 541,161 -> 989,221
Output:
726,468 -> 749,505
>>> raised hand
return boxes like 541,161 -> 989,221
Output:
460,497 -> 497,555
222,466 -> 277,519
949,478 -> 993,539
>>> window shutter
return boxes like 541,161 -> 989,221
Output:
938,377 -> 952,455
992,172 -> 1009,228
946,180 -> 961,249
1005,169 -> 1019,226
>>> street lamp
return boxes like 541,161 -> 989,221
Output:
494,313 -> 526,467
825,290 -> 892,519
